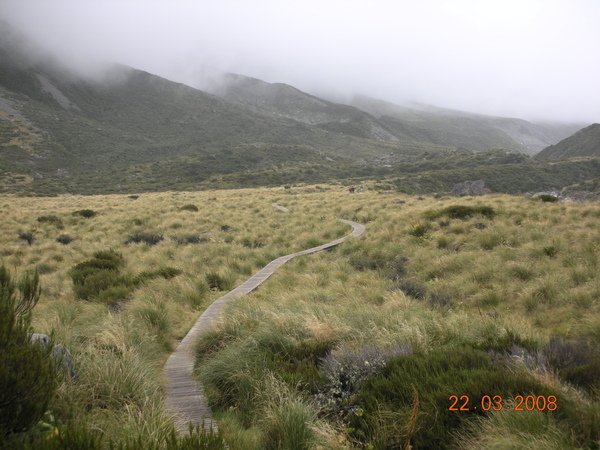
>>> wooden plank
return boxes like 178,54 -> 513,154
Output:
163,218 -> 365,434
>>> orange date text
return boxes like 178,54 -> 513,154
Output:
448,394 -> 557,412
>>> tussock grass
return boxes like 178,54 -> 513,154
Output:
2,187 -> 600,448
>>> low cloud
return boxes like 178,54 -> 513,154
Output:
1,0 -> 599,122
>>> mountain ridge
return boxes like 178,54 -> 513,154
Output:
536,123 -> 600,160
0,21 -> 596,195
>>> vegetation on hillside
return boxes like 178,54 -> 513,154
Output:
0,24 -> 593,197
537,123 -> 600,160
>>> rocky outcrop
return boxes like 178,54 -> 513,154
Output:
450,180 -> 491,196
528,190 -> 600,202
562,191 -> 600,202
30,333 -> 76,380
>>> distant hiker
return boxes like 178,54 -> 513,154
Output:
348,186 -> 355,193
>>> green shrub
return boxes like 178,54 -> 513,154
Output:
96,285 -> 131,306
399,280 -> 427,300
69,250 -> 133,302
135,267 -> 182,283
18,231 -> 34,245
509,264 -> 534,281
180,204 -> 199,212
543,245 -> 558,257
349,346 -> 551,449
428,291 -> 453,307
538,194 -> 559,202
128,194 -> 139,200
72,209 -> 96,218
56,234 -> 73,245
125,232 -> 164,246
0,267 -> 57,437
543,336 -> 600,391
317,345 -> 413,420
409,221 -> 431,238
261,334 -> 333,391
425,205 -> 496,221
37,215 -> 64,229
198,330 -> 334,427
386,255 -> 409,281
205,272 -> 233,291
172,234 -> 209,245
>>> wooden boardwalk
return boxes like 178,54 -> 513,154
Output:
163,218 -> 365,433
271,203 -> 289,212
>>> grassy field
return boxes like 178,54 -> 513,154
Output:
2,185 -> 600,448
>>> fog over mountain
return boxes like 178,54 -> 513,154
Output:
1,0 -> 599,123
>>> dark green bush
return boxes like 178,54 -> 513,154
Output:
72,209 -> 96,218
180,204 -> 199,212
128,194 -> 139,200
37,215 -> 64,229
543,336 -> 600,391
0,267 -> 57,437
172,234 -> 209,245
264,334 -> 333,392
386,255 -> 409,281
428,291 -> 452,307
36,263 -> 54,275
220,224 -> 231,232
409,221 -> 431,238
198,330 -> 334,426
316,345 -> 413,420
399,280 -> 427,300
69,250 -> 133,302
538,194 -> 559,202
125,232 -> 164,246
96,285 -> 132,307
71,269 -> 131,302
205,272 -> 232,291
349,346 -> 551,449
135,267 -> 182,283
56,234 -> 73,245
425,205 -> 496,221
543,246 -> 558,257
18,232 -> 34,245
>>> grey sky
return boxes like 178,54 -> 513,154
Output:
1,0 -> 599,122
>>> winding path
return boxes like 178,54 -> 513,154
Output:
163,218 -> 365,433
271,203 -> 289,212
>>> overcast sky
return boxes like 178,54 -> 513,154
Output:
1,0 -> 599,122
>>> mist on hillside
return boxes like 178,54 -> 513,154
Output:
0,0 -> 599,123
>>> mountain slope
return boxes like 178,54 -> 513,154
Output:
1,23 -> 412,193
204,73 -> 400,142
204,73 -> 579,154
350,95 -> 583,154
1,22 -> 595,195
536,123 -> 600,160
